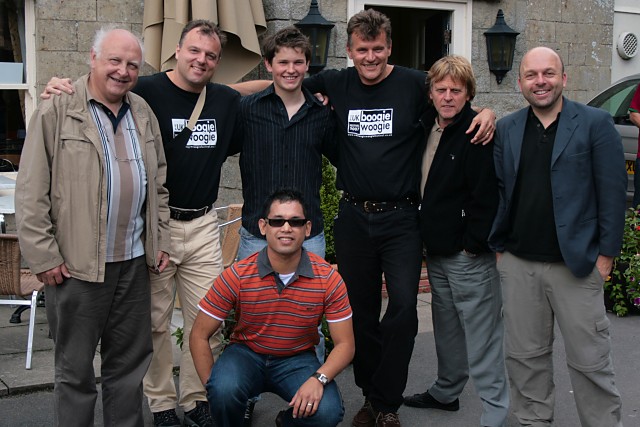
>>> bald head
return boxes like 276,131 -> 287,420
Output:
517,46 -> 567,115
519,47 -> 564,78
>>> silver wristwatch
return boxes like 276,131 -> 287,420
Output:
312,372 -> 329,386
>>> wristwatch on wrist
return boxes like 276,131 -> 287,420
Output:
312,372 -> 329,386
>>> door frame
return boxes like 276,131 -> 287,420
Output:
347,0 -> 472,66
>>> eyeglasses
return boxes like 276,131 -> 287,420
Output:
265,218 -> 308,227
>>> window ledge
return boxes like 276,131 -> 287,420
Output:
0,84 -> 28,90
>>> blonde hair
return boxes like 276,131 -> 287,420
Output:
427,55 -> 476,100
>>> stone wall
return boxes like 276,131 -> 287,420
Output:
32,0 -> 618,202
471,0 -> 614,119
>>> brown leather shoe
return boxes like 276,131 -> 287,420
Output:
375,411 -> 401,427
352,399 -> 375,427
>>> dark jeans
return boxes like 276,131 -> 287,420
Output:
334,201 -> 422,413
206,344 -> 344,427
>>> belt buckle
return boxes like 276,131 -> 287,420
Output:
364,201 -> 384,213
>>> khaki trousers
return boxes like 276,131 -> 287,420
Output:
498,252 -> 622,427
143,211 -> 224,413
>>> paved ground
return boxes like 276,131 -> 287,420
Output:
1,294 -> 639,426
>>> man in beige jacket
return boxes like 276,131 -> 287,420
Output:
15,27 -> 170,427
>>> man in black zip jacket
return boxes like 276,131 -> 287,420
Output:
403,55 -> 509,427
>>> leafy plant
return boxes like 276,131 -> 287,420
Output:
320,156 -> 341,264
171,327 -> 184,350
605,207 -> 640,316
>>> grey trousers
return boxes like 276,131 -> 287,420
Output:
427,252 -> 509,427
497,252 -> 622,427
46,256 -> 153,427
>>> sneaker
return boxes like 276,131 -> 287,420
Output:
352,399 -> 376,427
244,399 -> 256,427
375,411 -> 401,427
152,409 -> 181,427
183,401 -> 214,427
403,391 -> 459,411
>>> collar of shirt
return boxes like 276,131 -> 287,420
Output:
527,106 -> 561,130
256,83 -> 325,107
89,97 -> 131,133
257,246 -> 316,285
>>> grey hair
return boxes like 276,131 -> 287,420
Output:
92,25 -> 145,63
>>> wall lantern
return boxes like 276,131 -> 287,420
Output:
484,9 -> 519,84
295,0 -> 335,75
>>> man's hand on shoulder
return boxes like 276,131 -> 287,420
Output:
468,107 -> 497,145
313,93 -> 330,106
40,77 -> 74,100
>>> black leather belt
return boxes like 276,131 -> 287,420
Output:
342,192 -> 416,213
169,205 -> 213,221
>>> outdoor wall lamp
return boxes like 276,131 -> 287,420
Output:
295,0 -> 335,75
484,9 -> 519,84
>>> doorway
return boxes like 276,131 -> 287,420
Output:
369,6 -> 450,72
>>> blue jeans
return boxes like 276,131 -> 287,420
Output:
237,227 -> 326,363
206,344 -> 344,427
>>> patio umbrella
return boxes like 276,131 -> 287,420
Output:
143,0 -> 266,84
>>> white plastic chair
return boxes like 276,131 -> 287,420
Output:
0,234 -> 43,369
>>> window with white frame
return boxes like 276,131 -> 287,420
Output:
0,0 -> 35,171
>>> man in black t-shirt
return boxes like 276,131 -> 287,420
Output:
42,20 -> 238,427
233,10 -> 498,427
302,10 -> 497,427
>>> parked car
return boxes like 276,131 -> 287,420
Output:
587,73 -> 640,201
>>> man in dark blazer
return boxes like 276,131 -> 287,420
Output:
489,46 -> 626,427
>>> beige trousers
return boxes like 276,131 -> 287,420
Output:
498,252 -> 623,427
143,211 -> 224,413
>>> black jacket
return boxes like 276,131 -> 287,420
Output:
419,102 -> 498,256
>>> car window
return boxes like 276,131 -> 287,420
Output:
588,80 -> 640,124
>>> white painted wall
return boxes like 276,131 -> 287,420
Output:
612,0 -> 640,82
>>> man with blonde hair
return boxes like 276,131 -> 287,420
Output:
403,55 -> 509,427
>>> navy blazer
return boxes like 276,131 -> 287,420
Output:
489,97 -> 627,278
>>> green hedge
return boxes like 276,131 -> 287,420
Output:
320,156 -> 340,264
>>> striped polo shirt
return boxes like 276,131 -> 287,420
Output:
198,248 -> 352,356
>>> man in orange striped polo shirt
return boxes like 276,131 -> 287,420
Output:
190,189 -> 355,427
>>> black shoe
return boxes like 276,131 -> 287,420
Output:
244,399 -> 256,427
184,401 -> 214,427
275,410 -> 285,427
403,391 -> 459,411
152,409 -> 181,427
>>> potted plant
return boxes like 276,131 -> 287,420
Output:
604,207 -> 640,316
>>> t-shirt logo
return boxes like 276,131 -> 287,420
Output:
347,109 -> 393,137
172,119 -> 218,148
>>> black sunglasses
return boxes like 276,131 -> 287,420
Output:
265,218 -> 308,227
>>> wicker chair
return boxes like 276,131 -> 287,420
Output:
216,204 -> 242,268
0,234 -> 43,369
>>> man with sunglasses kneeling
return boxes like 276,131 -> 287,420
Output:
190,189 -> 355,427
